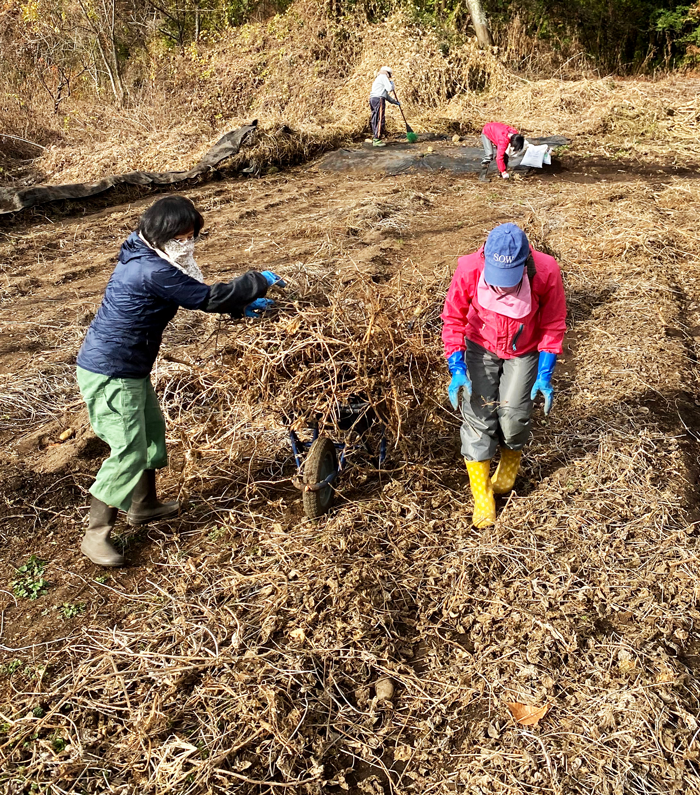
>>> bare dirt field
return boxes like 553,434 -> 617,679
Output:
2,128 -> 700,793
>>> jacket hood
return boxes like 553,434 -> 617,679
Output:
119,231 -> 157,265
460,246 -> 486,269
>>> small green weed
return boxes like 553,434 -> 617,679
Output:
95,574 -> 110,584
59,603 -> 85,619
207,525 -> 228,541
30,663 -> 48,680
12,556 -> 49,600
25,663 -> 48,682
51,736 -> 67,753
1,659 -> 22,675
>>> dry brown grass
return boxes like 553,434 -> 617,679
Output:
5,7 -> 700,196
3,150 -> 700,791
0,0 -> 592,188
3,4 -> 700,791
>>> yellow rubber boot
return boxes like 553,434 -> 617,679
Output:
491,447 -> 522,495
465,459 -> 496,528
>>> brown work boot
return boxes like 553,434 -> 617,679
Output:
81,496 -> 124,567
126,470 -> 179,526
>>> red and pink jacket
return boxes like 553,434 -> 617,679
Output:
441,247 -> 567,360
482,122 -> 519,174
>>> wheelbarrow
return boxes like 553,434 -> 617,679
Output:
289,399 -> 387,519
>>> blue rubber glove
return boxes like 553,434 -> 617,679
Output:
244,297 -> 275,318
530,351 -> 557,415
447,351 -> 472,410
261,271 -> 286,288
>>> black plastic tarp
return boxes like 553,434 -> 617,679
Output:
0,122 -> 258,215
317,135 -> 570,176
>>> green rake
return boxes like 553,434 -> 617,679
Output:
393,90 -> 418,143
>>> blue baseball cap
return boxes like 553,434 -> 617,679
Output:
483,223 -> 530,288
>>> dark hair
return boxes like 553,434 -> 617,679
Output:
138,195 -> 204,249
511,134 -> 525,153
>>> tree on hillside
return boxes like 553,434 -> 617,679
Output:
464,0 -> 493,47
74,0 -> 128,103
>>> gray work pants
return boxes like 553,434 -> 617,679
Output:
481,132 -> 497,163
460,340 -> 539,461
480,133 -> 510,170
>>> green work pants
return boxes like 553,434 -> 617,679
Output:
77,366 -> 168,511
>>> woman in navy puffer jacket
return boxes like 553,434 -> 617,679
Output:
76,194 -> 284,567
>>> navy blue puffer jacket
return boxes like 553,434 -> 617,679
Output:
77,232 -> 267,378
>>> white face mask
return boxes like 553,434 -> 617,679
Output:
159,237 -> 204,283
163,238 -> 195,263
491,281 -> 522,296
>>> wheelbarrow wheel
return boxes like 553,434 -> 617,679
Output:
303,436 -> 338,519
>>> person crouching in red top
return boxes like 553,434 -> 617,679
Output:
441,223 -> 567,528
480,122 -> 525,181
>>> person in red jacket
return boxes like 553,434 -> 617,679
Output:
480,122 -> 525,181
441,223 -> 567,528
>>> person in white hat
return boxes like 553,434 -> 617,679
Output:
369,66 -> 400,147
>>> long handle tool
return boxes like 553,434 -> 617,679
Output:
392,90 -> 418,143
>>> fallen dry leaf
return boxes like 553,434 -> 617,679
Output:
289,627 -> 306,643
506,702 -> 551,726
285,316 -> 302,335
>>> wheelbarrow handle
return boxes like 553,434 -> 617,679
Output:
292,469 -> 339,492
289,430 -> 304,470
